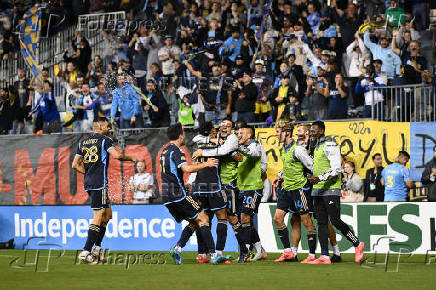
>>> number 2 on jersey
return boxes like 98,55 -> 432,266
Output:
82,146 -> 99,163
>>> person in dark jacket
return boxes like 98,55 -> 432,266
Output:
0,87 -> 13,134
234,72 -> 257,123
143,79 -> 170,128
421,145 -> 436,202
363,153 -> 385,202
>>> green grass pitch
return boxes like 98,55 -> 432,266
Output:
1,250 -> 436,289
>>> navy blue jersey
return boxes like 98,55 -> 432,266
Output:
160,143 -> 188,204
76,134 -> 115,191
193,141 -> 221,194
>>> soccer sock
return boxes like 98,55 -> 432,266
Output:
307,230 -> 317,256
84,224 -> 100,252
196,229 -> 208,255
277,225 -> 290,249
333,244 -> 341,256
240,222 -> 252,254
231,222 -> 246,253
198,224 -> 216,255
216,219 -> 228,252
176,223 -> 196,249
291,247 -> 298,255
95,222 -> 107,247
318,224 -> 329,257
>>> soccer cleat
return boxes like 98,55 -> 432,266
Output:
274,250 -> 295,263
78,250 -> 97,264
331,254 -> 342,263
237,253 -> 250,263
301,255 -> 317,264
307,256 -> 331,265
354,242 -> 365,264
196,254 -> 210,264
169,247 -> 182,265
210,253 -> 228,265
92,246 -> 107,264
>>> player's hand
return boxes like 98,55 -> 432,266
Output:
205,158 -> 219,167
192,149 -> 203,160
272,177 -> 282,188
152,106 -> 159,112
111,117 -> 115,124
130,116 -> 136,124
232,153 -> 243,162
144,105 -> 151,111
308,176 -> 320,185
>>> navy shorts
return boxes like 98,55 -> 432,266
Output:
276,185 -> 313,215
240,190 -> 263,216
88,188 -> 110,210
223,182 -> 242,216
165,195 -> 202,223
196,190 -> 228,212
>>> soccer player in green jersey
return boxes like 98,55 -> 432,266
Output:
272,121 -> 318,263
235,124 -> 265,263
308,121 -> 364,264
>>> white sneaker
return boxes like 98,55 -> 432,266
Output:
79,250 -> 97,264
92,246 -> 107,264
250,247 -> 265,261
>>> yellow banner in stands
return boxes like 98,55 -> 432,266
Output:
255,121 -> 410,181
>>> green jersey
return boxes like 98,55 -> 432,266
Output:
282,141 -> 307,190
237,140 -> 264,191
313,137 -> 341,190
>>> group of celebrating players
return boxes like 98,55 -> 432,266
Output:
72,116 -> 364,265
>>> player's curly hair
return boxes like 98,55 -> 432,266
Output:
275,120 -> 293,133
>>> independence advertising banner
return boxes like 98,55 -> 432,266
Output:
0,205 -> 239,251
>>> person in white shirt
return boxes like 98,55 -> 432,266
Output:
129,161 -> 154,204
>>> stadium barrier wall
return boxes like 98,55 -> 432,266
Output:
1,203 -> 435,254
0,205 -> 239,251
258,202 -> 436,254
0,121 -> 435,205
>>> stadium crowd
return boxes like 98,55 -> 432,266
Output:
0,0 -> 435,135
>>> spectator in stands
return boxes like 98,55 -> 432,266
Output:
130,37 -> 148,91
110,74 -> 140,129
421,145 -> 436,202
88,83 -> 112,118
76,82 -> 96,132
113,35 -> 129,63
306,66 -> 329,120
326,72 -> 348,119
0,87 -> 12,134
12,68 -> 31,134
411,0 -> 430,31
221,26 -> 243,63
385,0 -> 406,27
364,153 -> 385,202
347,32 -> 369,108
363,31 -> 401,83
158,35 -> 181,79
341,161 -> 364,202
252,59 -> 272,122
129,160 -> 154,204
355,64 -> 386,119
143,79 -> 170,128
30,81 -> 61,134
234,72 -> 257,123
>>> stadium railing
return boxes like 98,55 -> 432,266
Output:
369,83 -> 435,122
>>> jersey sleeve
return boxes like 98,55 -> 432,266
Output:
171,148 -> 187,169
104,137 -> 115,153
402,167 -> 411,181
76,142 -> 83,158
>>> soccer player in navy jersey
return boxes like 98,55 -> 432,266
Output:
160,123 -> 228,265
73,117 -> 137,264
